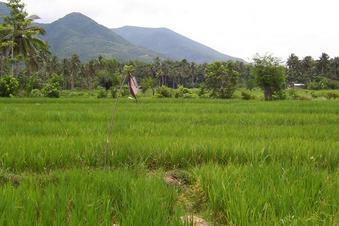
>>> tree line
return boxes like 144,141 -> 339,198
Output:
0,0 -> 338,100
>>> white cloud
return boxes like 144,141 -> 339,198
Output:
22,0 -> 339,60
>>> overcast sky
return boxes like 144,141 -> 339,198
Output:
22,0 -> 339,61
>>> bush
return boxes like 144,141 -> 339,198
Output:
111,87 -> 118,98
49,74 -> 64,88
241,90 -> 255,100
327,79 -> 339,89
121,85 -> 130,97
42,83 -> 60,98
175,86 -> 193,98
156,86 -> 172,98
26,74 -> 43,93
307,77 -> 328,90
30,89 -> 43,97
97,87 -> 107,98
272,90 -> 287,100
198,86 -> 206,97
325,92 -> 338,99
298,95 -> 312,101
0,76 -> 19,97
287,88 -> 298,100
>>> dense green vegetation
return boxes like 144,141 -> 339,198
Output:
0,97 -> 338,225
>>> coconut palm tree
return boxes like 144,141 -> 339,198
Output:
0,0 -> 48,76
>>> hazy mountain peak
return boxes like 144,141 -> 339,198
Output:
0,1 -> 243,63
114,26 -> 243,63
40,13 -> 160,61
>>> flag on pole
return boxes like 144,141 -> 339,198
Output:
128,75 -> 139,99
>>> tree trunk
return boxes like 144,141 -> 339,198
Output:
264,87 -> 273,101
70,73 -> 74,90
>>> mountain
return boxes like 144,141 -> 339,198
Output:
0,2 -> 9,23
1,1 -> 243,63
40,13 -> 160,61
113,26 -> 243,63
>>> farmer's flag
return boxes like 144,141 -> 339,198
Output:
128,75 -> 139,100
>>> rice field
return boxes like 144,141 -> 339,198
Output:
0,97 -> 338,225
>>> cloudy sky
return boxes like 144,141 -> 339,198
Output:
22,0 -> 339,61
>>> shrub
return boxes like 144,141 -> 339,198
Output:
287,88 -> 299,100
325,92 -> 338,99
156,86 -> 172,98
26,74 -> 43,93
307,77 -> 328,90
49,74 -> 64,88
327,79 -> 339,89
0,76 -> 19,97
42,83 -> 60,98
241,90 -> 255,100
30,89 -> 43,97
121,85 -> 130,97
111,87 -> 118,98
198,86 -> 206,97
272,90 -> 287,100
298,95 -> 312,101
97,87 -> 107,98
175,86 -> 193,98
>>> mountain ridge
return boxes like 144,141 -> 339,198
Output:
0,2 -> 243,63
39,13 -> 160,61
113,25 -> 243,63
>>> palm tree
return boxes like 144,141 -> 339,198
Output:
317,53 -> 330,76
0,0 -> 48,76
69,54 -> 81,89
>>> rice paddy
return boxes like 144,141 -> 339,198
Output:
0,97 -> 338,225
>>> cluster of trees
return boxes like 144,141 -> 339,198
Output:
287,53 -> 339,89
0,0 -> 338,100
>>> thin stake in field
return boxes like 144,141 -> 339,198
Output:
103,66 -> 139,167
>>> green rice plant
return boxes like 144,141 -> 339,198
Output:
0,97 -> 338,225
0,168 -> 183,226
196,164 -> 339,226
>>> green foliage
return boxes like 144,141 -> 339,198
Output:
252,54 -> 286,101
25,74 -> 43,93
327,79 -> 339,89
111,87 -> 118,98
121,85 -> 130,97
0,75 -> 19,97
287,88 -> 298,100
307,76 -> 328,90
241,90 -> 255,100
175,85 -> 195,98
140,76 -> 157,95
156,86 -> 173,98
41,74 -> 63,98
205,61 -> 239,99
96,86 -> 107,98
96,70 -> 121,90
30,89 -> 42,97
325,92 -> 338,99
42,83 -> 60,98
0,0 -> 48,77
272,90 -> 287,100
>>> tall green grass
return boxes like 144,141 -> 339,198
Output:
0,168 -> 183,226
0,98 -> 338,171
0,97 -> 338,225
196,164 -> 338,225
